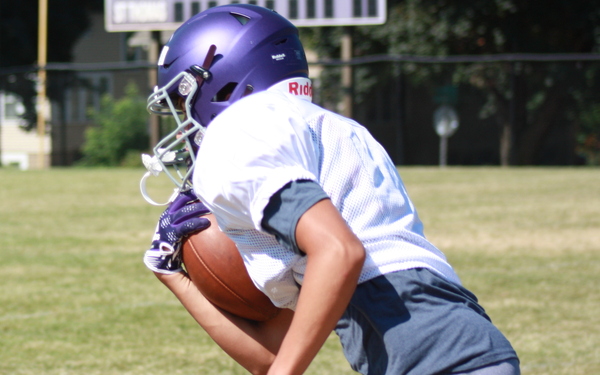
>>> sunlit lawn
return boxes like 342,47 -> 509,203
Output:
0,167 -> 598,374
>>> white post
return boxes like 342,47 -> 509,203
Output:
37,0 -> 48,168
439,135 -> 448,168
341,27 -> 353,118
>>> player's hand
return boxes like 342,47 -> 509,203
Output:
144,190 -> 211,274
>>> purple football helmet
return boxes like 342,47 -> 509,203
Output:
142,4 -> 309,204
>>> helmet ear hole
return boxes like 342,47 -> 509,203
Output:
155,4 -> 309,129
212,82 -> 238,102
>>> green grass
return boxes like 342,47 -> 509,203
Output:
0,167 -> 598,374
402,167 -> 600,374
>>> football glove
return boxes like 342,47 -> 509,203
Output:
144,190 -> 211,274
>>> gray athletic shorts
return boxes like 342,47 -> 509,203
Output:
334,268 -> 519,375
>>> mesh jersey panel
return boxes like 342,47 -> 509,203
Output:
194,90 -> 460,309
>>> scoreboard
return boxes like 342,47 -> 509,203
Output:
105,0 -> 387,31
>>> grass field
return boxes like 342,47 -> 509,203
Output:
0,167 -> 598,374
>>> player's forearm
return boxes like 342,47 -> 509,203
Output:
268,246 -> 364,374
154,272 -> 292,375
267,199 -> 366,375
268,247 -> 364,375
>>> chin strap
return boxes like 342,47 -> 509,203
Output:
140,152 -> 180,206
140,171 -> 179,206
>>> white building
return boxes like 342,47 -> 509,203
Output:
0,91 -> 51,170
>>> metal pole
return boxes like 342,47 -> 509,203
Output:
0,93 -> 3,167
341,26 -> 353,118
439,135 -> 448,168
148,31 -> 160,149
37,0 -> 48,168
394,63 -> 405,165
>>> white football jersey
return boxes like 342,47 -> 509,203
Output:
193,89 -> 460,309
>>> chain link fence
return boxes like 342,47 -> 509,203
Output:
2,53 -> 599,167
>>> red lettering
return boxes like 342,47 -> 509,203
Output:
287,81 -> 312,98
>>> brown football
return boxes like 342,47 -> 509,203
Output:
181,213 -> 281,321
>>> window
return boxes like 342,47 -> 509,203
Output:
76,84 -> 88,122
98,77 -> 109,98
368,0 -> 377,16
307,0 -> 315,18
288,0 -> 298,19
191,2 -> 200,15
208,1 -> 218,8
2,92 -> 24,119
265,0 -> 274,10
324,0 -> 333,18
174,2 -> 184,22
353,0 -> 361,17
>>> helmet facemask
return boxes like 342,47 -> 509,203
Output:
141,71 -> 206,205
141,44 -> 217,206
140,4 -> 309,205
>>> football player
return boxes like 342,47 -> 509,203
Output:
142,4 -> 520,375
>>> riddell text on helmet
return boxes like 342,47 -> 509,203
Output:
288,81 -> 312,98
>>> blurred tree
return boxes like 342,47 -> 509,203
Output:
0,0 -> 103,130
303,0 -> 600,165
575,104 -> 600,165
79,83 -> 149,166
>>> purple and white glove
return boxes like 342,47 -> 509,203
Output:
144,190 -> 211,274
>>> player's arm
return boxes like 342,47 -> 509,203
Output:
153,272 -> 294,375
265,197 -> 365,375
148,182 -> 364,374
156,194 -> 364,375
145,190 -> 292,375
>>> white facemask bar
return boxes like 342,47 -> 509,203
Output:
141,71 -> 206,205
139,170 -> 180,206
141,72 -> 312,206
